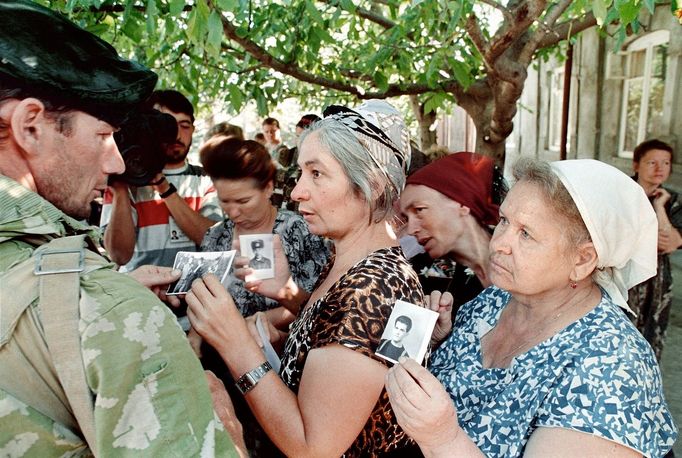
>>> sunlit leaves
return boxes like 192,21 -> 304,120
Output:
42,0 -> 662,121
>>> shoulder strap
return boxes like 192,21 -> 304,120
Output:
35,235 -> 106,455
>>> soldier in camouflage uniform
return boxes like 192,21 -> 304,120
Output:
0,1 -> 240,456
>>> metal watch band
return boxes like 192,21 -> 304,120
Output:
236,361 -> 272,395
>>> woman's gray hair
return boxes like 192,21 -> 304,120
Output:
299,118 -> 397,224
512,157 -> 591,247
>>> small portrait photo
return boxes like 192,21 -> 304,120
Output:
168,219 -> 189,243
167,250 -> 236,295
375,300 -> 439,365
239,234 -> 275,281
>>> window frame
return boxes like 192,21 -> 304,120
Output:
617,30 -> 670,158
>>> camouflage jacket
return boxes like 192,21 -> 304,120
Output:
0,176 -> 238,457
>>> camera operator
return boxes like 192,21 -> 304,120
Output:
101,90 -> 222,271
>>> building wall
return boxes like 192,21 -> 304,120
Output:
438,6 -> 681,188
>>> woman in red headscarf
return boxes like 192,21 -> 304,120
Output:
399,152 -> 507,315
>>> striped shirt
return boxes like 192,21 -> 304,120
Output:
101,162 -> 222,271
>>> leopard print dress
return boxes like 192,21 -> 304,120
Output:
280,246 -> 425,457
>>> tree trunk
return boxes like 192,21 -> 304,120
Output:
457,90 -> 507,168
409,95 -> 438,151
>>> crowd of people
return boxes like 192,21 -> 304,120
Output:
0,1 -> 679,457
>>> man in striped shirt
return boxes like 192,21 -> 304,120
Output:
101,90 -> 222,271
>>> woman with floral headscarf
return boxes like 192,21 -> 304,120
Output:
187,100 -> 424,456
387,158 -> 677,457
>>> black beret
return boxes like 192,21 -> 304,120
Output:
0,0 -> 157,126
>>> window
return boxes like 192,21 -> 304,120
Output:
618,30 -> 669,158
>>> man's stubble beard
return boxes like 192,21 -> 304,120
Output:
165,143 -> 190,164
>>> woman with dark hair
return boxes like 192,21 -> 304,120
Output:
399,152 -> 508,316
629,138 -> 682,361
199,137 -> 329,317
187,101 -> 425,457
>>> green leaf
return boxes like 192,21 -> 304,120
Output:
450,59 -> 471,88
235,24 -> 249,38
187,7 -> 208,44
196,0 -> 210,21
169,0 -> 184,16
592,0 -> 611,25
255,89 -> 268,115
613,27 -> 627,51
217,0 -> 238,11
374,72 -> 389,91
178,68 -> 196,94
84,23 -> 110,35
228,84 -> 244,112
146,0 -> 158,35
121,17 -> 143,42
207,11 -> 223,57
340,0 -> 356,13
617,1 -> 641,25
424,92 -> 445,115
305,0 -> 324,25
643,0 -> 655,14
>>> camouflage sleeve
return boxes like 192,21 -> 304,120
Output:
79,269 -> 238,457
0,389 -> 90,457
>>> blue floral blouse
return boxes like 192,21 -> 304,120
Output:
431,286 -> 678,457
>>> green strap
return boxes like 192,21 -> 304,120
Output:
0,235 -> 109,454
37,235 -> 101,455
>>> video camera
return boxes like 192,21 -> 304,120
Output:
109,108 -> 178,186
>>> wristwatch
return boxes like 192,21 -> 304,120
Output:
236,361 -> 272,395
159,183 -> 177,199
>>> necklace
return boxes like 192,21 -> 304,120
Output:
496,285 -> 595,364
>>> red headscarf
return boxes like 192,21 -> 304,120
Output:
406,152 -> 500,227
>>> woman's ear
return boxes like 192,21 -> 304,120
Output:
571,241 -> 599,282
10,98 -> 48,156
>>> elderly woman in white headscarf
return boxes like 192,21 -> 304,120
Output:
187,101 -> 425,457
386,158 -> 678,457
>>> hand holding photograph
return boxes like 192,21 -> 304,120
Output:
375,300 -> 438,365
166,250 -> 236,295
239,233 -> 275,281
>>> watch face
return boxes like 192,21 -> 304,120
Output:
237,362 -> 272,394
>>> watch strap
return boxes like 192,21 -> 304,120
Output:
159,183 -> 177,199
236,361 -> 272,395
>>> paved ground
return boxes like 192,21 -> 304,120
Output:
661,251 -> 682,455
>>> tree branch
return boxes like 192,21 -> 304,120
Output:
486,0 -> 547,63
477,0 -> 514,22
318,0 -> 396,29
536,13 -> 598,49
465,14 -> 491,67
210,3 -> 468,99
518,0 -> 571,61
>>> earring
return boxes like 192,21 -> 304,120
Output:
569,281 -> 577,289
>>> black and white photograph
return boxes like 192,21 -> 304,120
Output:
166,250 -> 236,295
375,300 -> 438,365
239,233 -> 275,281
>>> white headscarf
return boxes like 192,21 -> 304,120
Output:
550,159 -> 657,314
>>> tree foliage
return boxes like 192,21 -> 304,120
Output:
41,0 -> 674,164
